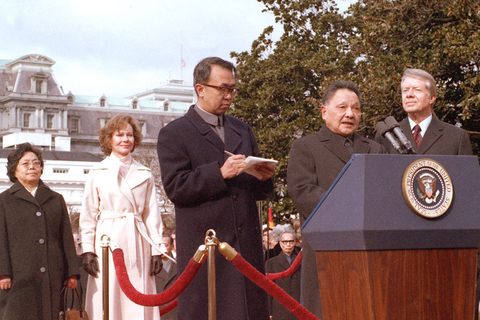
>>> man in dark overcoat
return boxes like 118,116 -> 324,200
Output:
287,81 -> 385,317
0,180 -> 79,320
155,235 -> 177,320
266,225 -> 301,320
157,57 -> 275,320
375,68 -> 472,155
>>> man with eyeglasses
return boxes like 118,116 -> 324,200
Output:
266,224 -> 301,320
157,57 -> 275,320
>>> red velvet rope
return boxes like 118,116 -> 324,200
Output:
231,253 -> 320,320
266,250 -> 303,280
112,248 -> 203,306
159,299 -> 177,316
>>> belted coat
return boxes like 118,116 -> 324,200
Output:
77,156 -> 163,320
0,180 -> 78,320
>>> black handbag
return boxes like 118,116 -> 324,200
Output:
59,287 -> 89,320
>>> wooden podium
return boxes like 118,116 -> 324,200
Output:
302,154 -> 480,320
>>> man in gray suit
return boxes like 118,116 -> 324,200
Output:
375,68 -> 472,155
155,235 -> 177,320
287,81 -> 385,317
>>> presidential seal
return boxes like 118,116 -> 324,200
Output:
402,158 -> 453,218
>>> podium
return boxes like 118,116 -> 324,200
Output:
302,154 -> 480,320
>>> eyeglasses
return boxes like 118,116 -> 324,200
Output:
20,160 -> 41,168
201,83 -> 239,97
281,240 -> 295,244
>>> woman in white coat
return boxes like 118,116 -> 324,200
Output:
77,115 -> 165,320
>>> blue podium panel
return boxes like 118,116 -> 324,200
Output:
302,154 -> 480,251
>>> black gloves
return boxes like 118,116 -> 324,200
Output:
82,252 -> 99,277
150,255 -> 163,276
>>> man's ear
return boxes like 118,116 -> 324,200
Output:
195,84 -> 204,99
320,105 -> 327,120
429,94 -> 437,107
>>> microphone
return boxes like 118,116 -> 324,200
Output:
376,121 -> 406,154
384,116 -> 416,154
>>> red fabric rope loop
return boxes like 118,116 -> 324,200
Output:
231,253 -> 320,320
267,250 -> 302,280
112,248 -> 203,306
159,299 -> 178,316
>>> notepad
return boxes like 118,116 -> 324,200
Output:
240,156 -> 278,179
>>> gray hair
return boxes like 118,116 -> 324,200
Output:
271,224 -> 295,242
401,68 -> 437,98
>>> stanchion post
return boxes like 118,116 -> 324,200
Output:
101,235 -> 110,320
205,229 -> 218,320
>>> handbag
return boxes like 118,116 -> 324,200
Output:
59,287 -> 89,320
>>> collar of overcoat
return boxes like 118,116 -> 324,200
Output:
400,116 -> 443,154
9,179 -> 52,206
317,125 -> 373,163
186,105 -> 243,154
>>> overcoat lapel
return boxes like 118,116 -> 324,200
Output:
185,106 -> 224,153
417,117 -> 443,154
9,180 -> 40,206
35,180 -> 54,205
224,116 -> 242,154
353,134 -> 373,155
318,126 -> 352,164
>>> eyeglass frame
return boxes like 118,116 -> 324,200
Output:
280,240 -> 295,244
200,83 -> 240,97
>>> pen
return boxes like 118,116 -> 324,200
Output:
224,150 -> 235,156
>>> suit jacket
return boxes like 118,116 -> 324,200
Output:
266,249 -> 301,320
0,180 -> 78,320
287,124 -> 386,317
155,260 -> 177,320
375,116 -> 473,155
157,105 -> 273,320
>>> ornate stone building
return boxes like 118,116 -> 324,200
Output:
0,53 -> 193,222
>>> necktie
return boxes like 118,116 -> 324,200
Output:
413,125 -> 422,146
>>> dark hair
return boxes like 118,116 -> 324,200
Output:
163,235 -> 174,245
98,115 -> 142,156
7,143 -> 44,183
322,81 -> 362,105
193,57 -> 236,95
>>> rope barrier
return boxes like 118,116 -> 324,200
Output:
218,242 -> 319,320
112,246 -> 206,306
159,299 -> 177,316
266,250 -> 303,280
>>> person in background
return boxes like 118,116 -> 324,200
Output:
266,224 -> 301,320
263,227 -> 281,261
0,143 -> 78,320
155,235 -> 177,320
77,115 -> 165,320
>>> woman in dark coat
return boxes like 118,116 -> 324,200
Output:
0,143 -> 79,320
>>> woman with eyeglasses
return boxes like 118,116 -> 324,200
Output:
0,143 -> 79,320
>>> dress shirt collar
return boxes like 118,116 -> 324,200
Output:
194,104 -> 224,127
408,114 -> 432,137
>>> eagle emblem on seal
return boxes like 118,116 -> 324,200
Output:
416,172 -> 440,204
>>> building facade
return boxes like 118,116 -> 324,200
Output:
0,53 -> 193,220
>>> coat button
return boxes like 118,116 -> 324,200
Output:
232,194 -> 238,201
237,226 -> 244,233
36,212 -> 42,216
39,239 -> 45,244
40,267 -> 46,272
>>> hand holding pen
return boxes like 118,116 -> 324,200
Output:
221,150 -> 246,179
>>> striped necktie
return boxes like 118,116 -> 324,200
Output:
413,125 -> 422,146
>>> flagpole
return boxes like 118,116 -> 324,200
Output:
181,45 -> 183,82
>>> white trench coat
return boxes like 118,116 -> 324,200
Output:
77,156 -> 164,320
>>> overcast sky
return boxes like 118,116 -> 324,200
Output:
1,0 -> 351,98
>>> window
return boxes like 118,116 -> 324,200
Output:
53,168 -> 69,174
46,114 -> 55,129
36,80 -> 42,94
132,101 -> 138,109
23,113 -> 31,127
100,98 -> 106,107
69,118 -> 79,133
84,169 -> 90,175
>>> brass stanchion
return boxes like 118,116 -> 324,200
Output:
205,229 -> 219,320
101,235 -> 110,320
